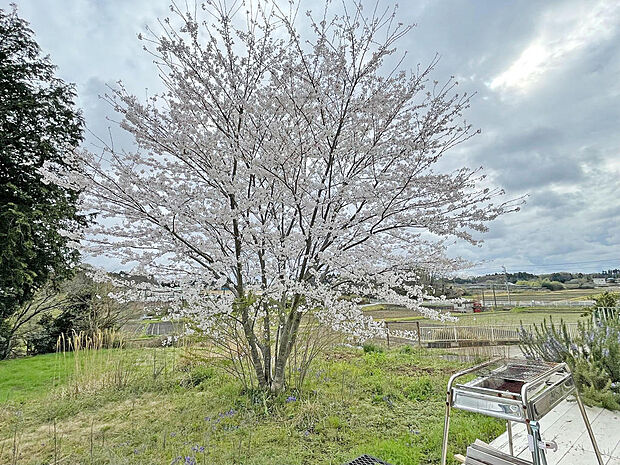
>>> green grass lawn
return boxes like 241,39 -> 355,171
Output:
0,346 -> 504,465
0,348 -> 159,403
0,352 -> 75,403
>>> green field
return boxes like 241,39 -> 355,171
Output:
465,286 -> 620,303
362,286 -> 609,327
443,308 -> 586,326
0,346 -> 503,465
364,304 -> 587,327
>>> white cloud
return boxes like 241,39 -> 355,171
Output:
489,0 -> 620,94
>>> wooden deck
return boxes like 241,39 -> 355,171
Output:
490,398 -> 620,464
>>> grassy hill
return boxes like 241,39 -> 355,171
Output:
0,346 -> 503,465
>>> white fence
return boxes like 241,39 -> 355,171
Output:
388,323 -> 580,345
491,300 -> 594,308
592,307 -> 619,323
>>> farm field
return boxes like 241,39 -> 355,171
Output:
364,305 -> 587,326
464,286 -> 620,303
0,346 -> 503,465
362,288 -> 616,328
433,307 -> 585,326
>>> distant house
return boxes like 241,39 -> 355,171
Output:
422,299 -> 474,313
453,300 -> 474,313
593,278 -> 608,286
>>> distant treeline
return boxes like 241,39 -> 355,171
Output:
452,271 -> 606,285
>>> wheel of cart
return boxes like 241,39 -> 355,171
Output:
440,357 -> 604,465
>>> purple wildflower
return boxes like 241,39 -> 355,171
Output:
286,396 -> 297,403
218,409 -> 235,418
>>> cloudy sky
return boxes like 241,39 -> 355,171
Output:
7,0 -> 620,275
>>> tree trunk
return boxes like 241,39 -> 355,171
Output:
0,335 -> 13,360
271,297 -> 304,392
240,318 -> 268,390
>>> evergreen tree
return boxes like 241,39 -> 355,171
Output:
0,7 -> 86,358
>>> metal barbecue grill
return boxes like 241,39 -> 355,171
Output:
440,358 -> 604,465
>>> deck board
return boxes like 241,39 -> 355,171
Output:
489,399 -> 620,464
571,407 -> 620,455
608,440 -> 620,465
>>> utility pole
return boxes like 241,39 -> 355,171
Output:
502,265 -> 512,305
492,283 -> 497,309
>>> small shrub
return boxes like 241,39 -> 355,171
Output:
519,317 -> 620,409
399,345 -> 414,354
363,343 -> 384,354
180,365 -> 216,388
541,280 -> 564,291
572,358 -> 620,410
583,291 -> 620,318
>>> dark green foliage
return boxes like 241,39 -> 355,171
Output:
0,7 -> 86,357
582,291 -> 619,320
24,271 -> 128,355
548,272 -> 574,283
593,291 -> 619,308
519,317 -> 620,409
541,280 -> 564,291
25,311 -> 76,355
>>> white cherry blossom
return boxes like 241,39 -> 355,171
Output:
71,1 -> 520,391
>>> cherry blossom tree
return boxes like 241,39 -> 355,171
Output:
61,1 -> 520,391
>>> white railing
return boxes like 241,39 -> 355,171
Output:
389,323 -> 580,344
592,307 -> 619,323
490,300 -> 594,308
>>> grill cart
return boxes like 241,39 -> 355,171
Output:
440,358 -> 604,465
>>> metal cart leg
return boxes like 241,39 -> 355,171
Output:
529,421 -> 549,465
507,421 -> 514,456
574,391 -> 604,465
527,422 -> 539,465
440,394 -> 451,465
